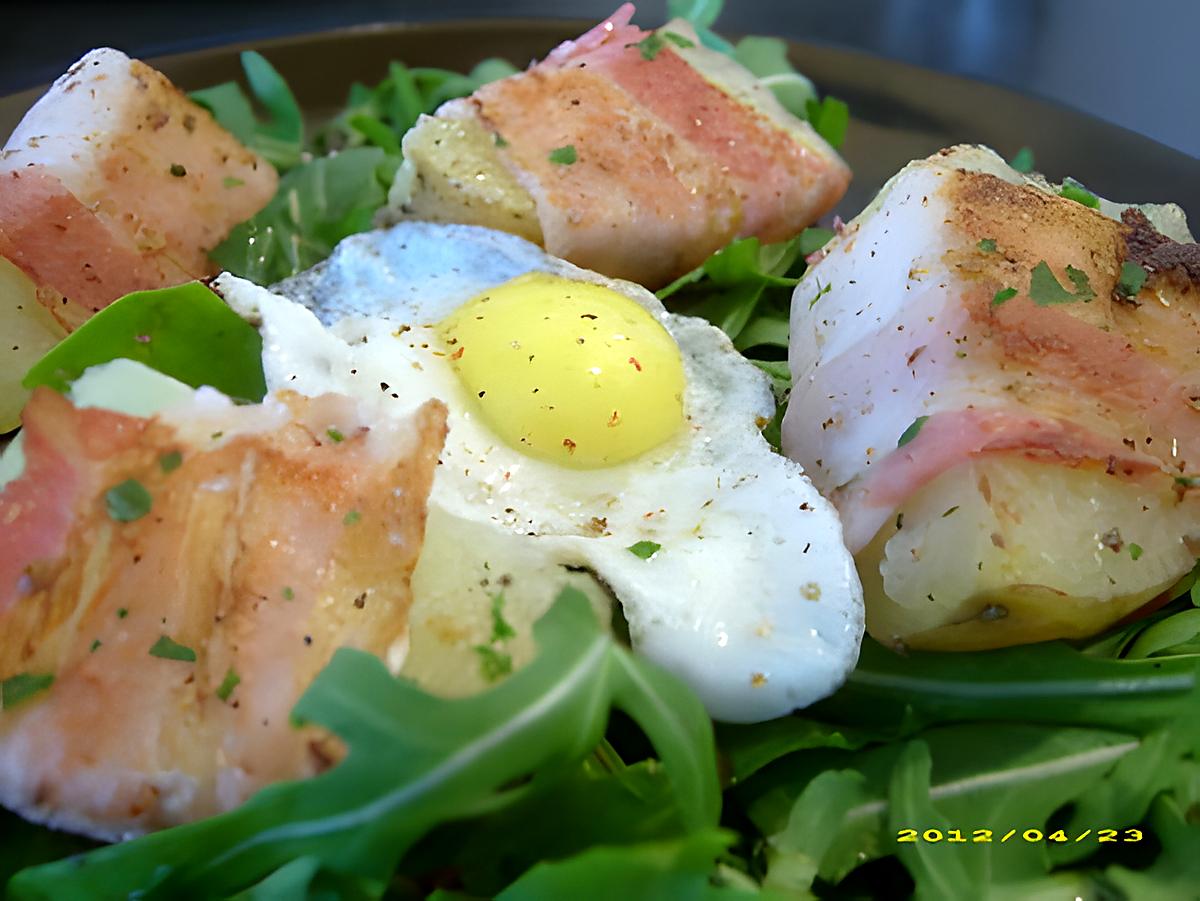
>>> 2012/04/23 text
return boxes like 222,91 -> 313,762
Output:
896,828 -> 1143,844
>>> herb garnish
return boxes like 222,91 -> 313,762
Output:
1116,260 -> 1148,299
663,31 -> 696,49
90,639 -> 102,653
149,635 -> 197,663
282,586 -> 295,601
978,237 -> 997,253
1059,177 -> 1100,208
548,145 -> 578,165
1,673 -> 54,709
104,479 -> 152,522
633,34 -> 667,60
472,592 -> 518,683
474,646 -> 514,682
1009,146 -> 1035,173
326,427 -> 345,443
1130,543 -> 1144,561
1028,260 -> 1095,305
169,163 -> 187,177
897,415 -> 929,447
628,540 -> 662,560
489,592 -> 517,642
222,176 -> 245,189
343,510 -> 362,525
991,287 -> 1017,307
216,668 -> 241,702
159,451 -> 183,473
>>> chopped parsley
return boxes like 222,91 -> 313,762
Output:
1028,261 -> 1095,305
222,176 -> 245,189
326,427 -> 345,443
977,238 -> 997,253
105,479 -> 152,522
663,31 -> 696,49
1059,177 -> 1100,209
149,635 -> 197,662
117,607 -> 129,619
494,133 -> 509,148
216,667 -> 241,702
490,593 -> 517,642
474,645 -> 514,682
628,540 -> 662,560
90,639 -> 102,653
1009,146 -> 1035,174
343,510 -> 362,526
897,415 -> 929,448
633,33 -> 667,60
991,287 -> 1018,307
548,145 -> 577,165
158,450 -> 183,473
1130,543 -> 1144,561
169,163 -> 187,177
941,506 -> 960,518
282,586 -> 295,601
1116,260 -> 1148,299
1,673 -> 54,708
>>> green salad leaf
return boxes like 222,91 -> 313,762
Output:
209,57 -> 515,284
191,51 -> 304,171
210,147 -> 392,285
22,282 -> 266,401
732,37 -> 818,119
809,636 -> 1199,735
9,589 -> 719,899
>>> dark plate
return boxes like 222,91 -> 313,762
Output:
1,19 -> 1197,226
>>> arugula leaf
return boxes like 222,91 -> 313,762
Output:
805,96 -> 850,149
10,589 -> 719,898
717,718 -> 878,783
667,0 -> 734,54
1107,795 -> 1200,897
211,147 -> 390,285
498,830 -> 738,900
402,761 -> 693,895
1126,609 -> 1200,659
732,37 -> 817,119
809,637 -> 1200,735
1009,146 -> 1036,173
22,282 -> 266,402
762,770 -> 870,894
191,52 -> 303,171
741,724 -> 1140,891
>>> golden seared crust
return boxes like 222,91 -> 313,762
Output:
946,169 -> 1126,330
0,389 -> 446,839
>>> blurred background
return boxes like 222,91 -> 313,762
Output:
3,0 -> 1197,158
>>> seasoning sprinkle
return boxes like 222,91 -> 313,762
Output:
149,635 -> 196,662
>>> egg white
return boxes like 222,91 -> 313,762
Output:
218,222 -> 864,722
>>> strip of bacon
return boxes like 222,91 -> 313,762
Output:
0,386 -> 445,839
0,48 -> 277,326
396,4 -> 850,288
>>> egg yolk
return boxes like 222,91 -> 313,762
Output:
439,273 -> 686,468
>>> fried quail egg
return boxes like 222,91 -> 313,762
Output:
217,222 -> 864,722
